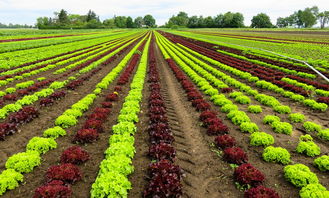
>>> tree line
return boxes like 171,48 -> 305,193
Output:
165,6 -> 329,29
0,23 -> 33,29
36,9 -> 156,29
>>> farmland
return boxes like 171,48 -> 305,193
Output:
0,29 -> 328,198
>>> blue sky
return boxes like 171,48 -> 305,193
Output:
0,0 -> 328,26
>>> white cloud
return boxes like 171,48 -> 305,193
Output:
0,0 -> 328,25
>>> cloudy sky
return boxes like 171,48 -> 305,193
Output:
0,0 -> 328,26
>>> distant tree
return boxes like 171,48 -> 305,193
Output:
222,12 -> 244,28
231,12 -> 244,28
301,6 -> 318,27
276,17 -> 289,28
36,17 -> 51,29
213,14 -> 224,28
134,16 -> 144,28
187,15 -> 199,28
222,12 -> 234,27
86,10 -> 99,22
251,13 -> 273,28
86,19 -> 102,29
114,16 -> 127,28
58,9 -> 69,24
167,11 -> 189,27
143,14 -> 156,27
68,14 -> 86,27
126,16 -> 134,28
290,6 -> 318,28
318,11 -> 329,29
204,16 -> 214,28
197,16 -> 205,28
103,18 -> 116,28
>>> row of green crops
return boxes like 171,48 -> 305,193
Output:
0,33 -> 148,196
90,35 -> 150,198
155,31 -> 329,197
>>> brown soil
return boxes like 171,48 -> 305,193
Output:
156,44 -> 240,197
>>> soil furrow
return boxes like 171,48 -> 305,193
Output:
155,43 -> 239,198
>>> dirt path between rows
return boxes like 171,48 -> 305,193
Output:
155,44 -> 240,198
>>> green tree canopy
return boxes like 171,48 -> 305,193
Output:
318,11 -> 329,29
251,13 -> 273,28
58,9 -> 69,24
114,16 -> 127,28
143,14 -> 156,27
134,16 -> 144,28
126,16 -> 134,28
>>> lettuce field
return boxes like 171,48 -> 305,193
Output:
0,29 -> 328,198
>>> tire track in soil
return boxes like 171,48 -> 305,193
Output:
155,44 -> 240,198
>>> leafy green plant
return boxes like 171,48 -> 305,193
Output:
43,126 -> 66,139
0,109 -> 8,119
55,115 -> 78,128
262,146 -> 290,164
16,95 -> 39,105
63,109 -> 83,118
248,105 -> 262,113
300,184 -> 329,198
35,88 -> 54,98
303,121 -> 321,133
104,142 -> 135,158
250,132 -> 274,147
26,137 -> 57,154
0,91 -> 5,97
5,87 -> 16,94
93,88 -> 102,95
291,94 -> 305,102
99,155 -> 134,176
240,122 -> 259,133
117,113 -> 139,123
284,164 -> 319,188
318,129 -> 329,141
3,104 -> 22,113
49,81 -> 66,89
0,169 -> 24,195
296,135 -> 321,157
229,92 -> 244,98
5,151 -> 41,173
213,98 -> 232,107
235,95 -> 251,104
273,105 -> 291,114
71,103 -> 89,112
220,104 -> 238,113
314,155 -> 329,172
271,121 -> 293,135
263,115 -> 280,125
16,81 -> 34,89
112,122 -> 137,135
289,113 -> 305,123
90,171 -> 131,198
255,94 -> 280,107
37,77 -> 46,82
231,114 -> 250,126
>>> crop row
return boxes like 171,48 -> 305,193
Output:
0,33 -> 148,196
0,31 -> 142,70
0,34 -> 144,124
0,32 -> 141,88
155,32 -> 282,197
32,34 -> 147,198
90,34 -> 151,197
143,37 -> 183,197
155,31 -> 329,197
